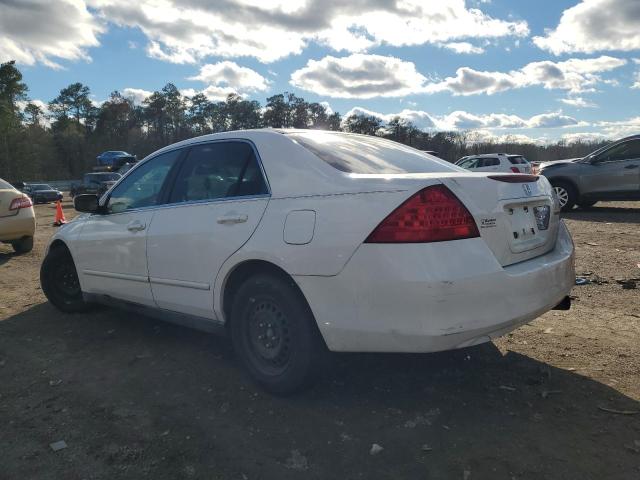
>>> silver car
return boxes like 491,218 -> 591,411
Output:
540,135 -> 640,211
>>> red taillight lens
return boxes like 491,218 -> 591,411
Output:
365,185 -> 479,243
9,196 -> 33,211
510,166 -> 520,173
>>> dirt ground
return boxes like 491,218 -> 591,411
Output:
0,198 -> 639,480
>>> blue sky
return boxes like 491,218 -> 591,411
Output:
4,0 -> 640,142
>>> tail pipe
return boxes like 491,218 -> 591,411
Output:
552,296 -> 571,311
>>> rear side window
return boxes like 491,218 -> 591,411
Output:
508,156 -> 528,165
0,179 -> 13,189
288,132 -> 460,174
479,158 -> 500,167
169,142 -> 268,203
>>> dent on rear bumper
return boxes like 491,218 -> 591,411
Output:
295,221 -> 575,353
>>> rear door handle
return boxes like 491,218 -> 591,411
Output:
624,164 -> 639,169
127,220 -> 146,232
217,214 -> 248,225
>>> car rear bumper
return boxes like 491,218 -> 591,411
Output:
0,209 -> 36,242
295,221 -> 575,353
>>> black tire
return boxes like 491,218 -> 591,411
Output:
230,273 -> 325,395
11,236 -> 33,254
577,200 -> 597,209
40,246 -> 89,313
551,180 -> 577,212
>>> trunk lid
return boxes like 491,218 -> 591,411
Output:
349,172 -> 559,267
440,174 -> 559,266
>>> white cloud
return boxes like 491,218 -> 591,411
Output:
122,88 -> 153,104
466,130 -> 548,145
0,0 -> 103,68
343,107 -> 437,130
596,117 -> 640,138
319,101 -> 333,115
527,111 -> 585,128
427,56 -> 627,95
87,0 -> 527,64
559,96 -> 597,108
440,42 -> 485,54
534,0 -> 640,55
290,54 -> 429,99
188,61 -> 269,93
561,132 -> 609,143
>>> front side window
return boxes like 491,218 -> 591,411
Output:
597,139 -> 640,163
169,142 -> 268,203
107,149 -> 181,213
458,158 -> 478,169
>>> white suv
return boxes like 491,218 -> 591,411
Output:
456,153 -> 532,174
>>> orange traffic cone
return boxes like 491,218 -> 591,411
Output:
53,200 -> 67,226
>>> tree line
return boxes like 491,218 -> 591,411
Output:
0,60 -> 610,182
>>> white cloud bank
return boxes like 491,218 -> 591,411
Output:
343,107 -> 586,131
84,0 -> 528,64
291,54 -> 626,98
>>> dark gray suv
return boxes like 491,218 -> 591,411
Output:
540,135 -> 640,211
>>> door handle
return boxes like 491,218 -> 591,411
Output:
217,214 -> 248,225
127,220 -> 146,232
624,164 -> 639,169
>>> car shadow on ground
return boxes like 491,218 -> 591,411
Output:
563,205 -> 640,224
1,304 -> 638,480
0,249 -> 16,266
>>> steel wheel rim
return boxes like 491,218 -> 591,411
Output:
54,262 -> 80,297
246,299 -> 292,374
553,186 -> 569,207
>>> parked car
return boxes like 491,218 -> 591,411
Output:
70,172 -> 122,198
41,130 -> 574,394
23,184 -> 63,204
456,153 -> 532,174
0,178 -> 35,253
539,134 -> 640,211
96,151 -> 137,170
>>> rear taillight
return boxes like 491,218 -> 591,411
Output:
365,185 -> 479,243
9,196 -> 33,211
510,167 -> 520,173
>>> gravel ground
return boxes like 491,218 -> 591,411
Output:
0,199 -> 639,480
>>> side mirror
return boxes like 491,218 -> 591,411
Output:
74,194 -> 99,213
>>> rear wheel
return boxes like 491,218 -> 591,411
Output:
230,273 -> 324,395
577,200 -> 597,209
11,236 -> 33,254
551,181 -> 576,212
40,246 -> 89,313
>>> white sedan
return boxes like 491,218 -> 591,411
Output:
41,130 -> 575,393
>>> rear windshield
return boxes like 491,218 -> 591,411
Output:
287,132 -> 461,174
508,155 -> 529,165
0,179 -> 13,189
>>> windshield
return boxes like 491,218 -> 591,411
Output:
287,132 -> 461,174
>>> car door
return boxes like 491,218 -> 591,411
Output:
146,141 -> 270,319
581,139 -> 640,197
73,149 -> 183,306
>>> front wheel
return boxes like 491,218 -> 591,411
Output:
551,181 -> 576,212
230,274 -> 325,395
40,246 -> 89,313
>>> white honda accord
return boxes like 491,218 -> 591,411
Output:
41,130 -> 575,393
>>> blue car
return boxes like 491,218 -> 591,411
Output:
96,151 -> 137,170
